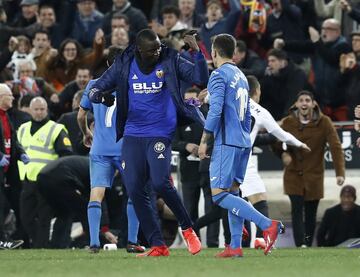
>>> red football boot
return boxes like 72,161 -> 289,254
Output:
263,220 -> 285,255
216,246 -> 243,258
182,228 -> 201,255
136,245 -> 169,257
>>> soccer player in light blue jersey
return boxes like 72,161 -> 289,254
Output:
198,34 -> 285,257
77,46 -> 143,254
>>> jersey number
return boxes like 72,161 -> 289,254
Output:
105,98 -> 116,127
236,88 -> 248,121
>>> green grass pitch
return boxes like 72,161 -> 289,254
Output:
0,248 -> 359,277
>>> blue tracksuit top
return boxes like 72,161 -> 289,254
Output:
89,44 -> 209,141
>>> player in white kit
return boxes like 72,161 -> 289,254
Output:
241,76 -> 310,245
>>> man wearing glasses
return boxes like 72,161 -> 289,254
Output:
274,18 -> 352,121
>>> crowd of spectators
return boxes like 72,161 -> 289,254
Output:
0,0 -> 359,249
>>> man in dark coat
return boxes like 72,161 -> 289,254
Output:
317,185 -> 360,247
0,84 -> 29,245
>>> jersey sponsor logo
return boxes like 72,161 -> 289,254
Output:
157,153 -> 165,159
154,142 -> 165,153
156,69 -> 164,78
132,74 -> 138,80
132,82 -> 163,94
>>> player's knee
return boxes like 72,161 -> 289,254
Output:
211,189 -> 228,205
90,187 -> 106,202
230,181 -> 240,192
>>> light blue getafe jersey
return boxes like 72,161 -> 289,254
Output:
205,63 -> 251,148
80,79 -> 123,156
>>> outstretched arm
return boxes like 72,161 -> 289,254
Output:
262,108 -> 310,151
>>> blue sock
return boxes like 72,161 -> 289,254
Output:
228,191 -> 244,249
127,199 -> 139,244
87,201 -> 101,247
213,192 -> 272,230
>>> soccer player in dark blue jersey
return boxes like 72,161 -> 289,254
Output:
78,47 -> 143,254
198,34 -> 285,257
88,29 -> 208,256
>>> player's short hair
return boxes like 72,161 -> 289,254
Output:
161,5 -> 181,18
236,40 -> 247,53
107,46 -> 123,65
136,29 -> 158,46
212,34 -> 236,59
247,75 -> 260,97
296,90 -> 314,101
268,48 -> 287,60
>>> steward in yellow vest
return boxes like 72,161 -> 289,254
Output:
17,97 -> 73,248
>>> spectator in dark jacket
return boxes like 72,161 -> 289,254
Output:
57,90 -> 90,156
263,0 -> 307,64
11,0 -> 38,28
260,49 -> 310,120
104,12 -> 135,46
178,0 -> 206,29
102,0 -> 148,37
338,52 -> 360,120
341,0 -> 360,24
57,67 -> 92,114
274,18 -> 352,121
199,0 -> 240,54
70,0 -> 104,49
350,31 -> 360,61
0,84 -> 29,245
233,40 -> 266,79
25,5 -> 72,49
317,185 -> 360,247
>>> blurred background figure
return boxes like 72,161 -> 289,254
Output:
317,185 -> 360,247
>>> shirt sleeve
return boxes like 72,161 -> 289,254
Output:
79,80 -> 94,111
262,108 -> 303,147
204,71 -> 226,133
54,129 -> 73,157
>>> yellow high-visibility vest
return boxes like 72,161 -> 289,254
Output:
17,120 -> 67,181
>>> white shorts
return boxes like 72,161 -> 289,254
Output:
241,155 -> 266,198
